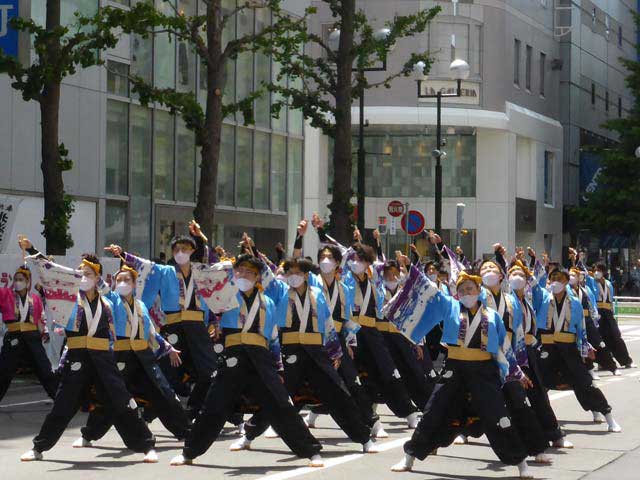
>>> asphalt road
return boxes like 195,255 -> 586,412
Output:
2,323 -> 640,480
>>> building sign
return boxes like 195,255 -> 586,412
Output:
0,0 -> 19,58
0,196 -> 22,252
418,80 -> 480,105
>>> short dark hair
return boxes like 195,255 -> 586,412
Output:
595,263 -> 607,273
233,254 -> 264,273
283,257 -> 314,273
383,260 -> 400,275
354,245 -> 376,264
81,254 -> 103,275
170,235 -> 196,251
317,245 -> 343,264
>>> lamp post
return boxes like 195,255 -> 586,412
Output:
414,59 -> 470,234
329,28 -> 393,232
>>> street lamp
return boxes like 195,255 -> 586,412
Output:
329,28 -> 394,232
414,59 -> 470,234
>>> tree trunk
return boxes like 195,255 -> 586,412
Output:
193,1 -> 224,243
329,0 -> 356,245
40,0 -> 68,255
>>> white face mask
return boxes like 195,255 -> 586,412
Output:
79,276 -> 95,292
482,271 -> 500,287
235,277 -> 256,293
350,260 -> 366,275
384,280 -> 399,291
459,294 -> 479,309
287,274 -> 305,288
319,258 -> 337,274
116,282 -> 133,297
569,276 -> 578,286
550,281 -> 565,294
427,273 -> 438,282
173,251 -> 191,266
594,271 -> 604,280
13,280 -> 27,292
508,276 -> 526,291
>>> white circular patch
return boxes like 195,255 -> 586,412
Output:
442,370 -> 453,379
498,417 -> 511,429
71,362 -> 82,371
540,351 -> 549,359
226,357 -> 238,368
286,355 -> 297,365
214,344 -> 224,354
167,334 -> 179,345
600,342 -> 606,348
392,369 -> 401,379
10,339 -> 19,347
128,398 -> 138,410
117,362 -> 126,371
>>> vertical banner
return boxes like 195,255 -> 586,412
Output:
0,196 -> 22,252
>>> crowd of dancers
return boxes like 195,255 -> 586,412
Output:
0,216 -> 634,478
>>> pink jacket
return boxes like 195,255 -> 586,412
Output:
0,288 -> 45,330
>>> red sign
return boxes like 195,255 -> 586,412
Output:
387,201 -> 405,217
401,210 -> 425,236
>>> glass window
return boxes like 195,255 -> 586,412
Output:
105,201 -> 128,248
544,151 -> 554,206
217,123 -> 235,206
539,52 -> 546,96
106,100 -> 128,195
271,60 -> 287,132
525,45 -> 532,91
154,110 -> 175,200
254,8 -> 271,127
330,125 -> 476,198
176,119 -> 196,202
254,131 -> 270,209
235,127 -> 253,208
271,135 -> 286,211
288,76 -> 304,136
514,39 -> 521,86
131,33 -> 153,98
236,8 -> 254,124
129,105 -> 152,256
591,83 -> 595,105
154,0 -> 176,89
177,0 -> 197,93
287,138 -> 303,237
107,60 -> 129,97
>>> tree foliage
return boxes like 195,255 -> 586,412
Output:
261,0 -> 441,242
576,12 -> 640,237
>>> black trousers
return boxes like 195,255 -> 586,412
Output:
160,320 -> 217,415
502,380 -> 549,456
538,342 -> 611,414
522,345 -> 563,442
584,315 -> 618,373
404,359 -> 528,466
0,331 -> 58,402
82,348 -> 189,441
384,332 -> 435,411
310,336 -> 375,428
32,348 -> 155,453
598,309 -> 633,367
245,345 -> 371,445
354,326 -> 417,418
182,345 -> 321,460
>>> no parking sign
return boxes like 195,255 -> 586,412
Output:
401,210 -> 425,236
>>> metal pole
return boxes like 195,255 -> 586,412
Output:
405,202 -> 410,254
357,69 -> 366,233
435,93 -> 443,234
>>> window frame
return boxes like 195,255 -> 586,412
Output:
514,39 -> 521,87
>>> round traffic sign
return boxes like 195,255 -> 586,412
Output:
388,200 -> 405,217
401,210 -> 425,236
